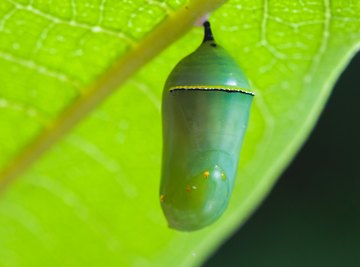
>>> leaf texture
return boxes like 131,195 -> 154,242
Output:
0,0 -> 359,266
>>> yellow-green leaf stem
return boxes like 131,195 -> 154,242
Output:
0,0 -> 226,192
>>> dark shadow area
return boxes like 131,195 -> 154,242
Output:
205,52 -> 360,267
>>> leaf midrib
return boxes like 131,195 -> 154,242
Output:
0,0 -> 227,193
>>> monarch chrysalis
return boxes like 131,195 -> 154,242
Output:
160,21 -> 254,231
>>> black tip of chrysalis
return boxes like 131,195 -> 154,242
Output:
202,21 -> 215,43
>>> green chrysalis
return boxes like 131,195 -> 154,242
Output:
160,21 -> 254,231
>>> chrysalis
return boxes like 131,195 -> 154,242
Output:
160,21 -> 254,231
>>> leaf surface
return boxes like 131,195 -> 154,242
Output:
0,0 -> 359,266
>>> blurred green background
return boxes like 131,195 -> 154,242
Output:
205,52 -> 360,267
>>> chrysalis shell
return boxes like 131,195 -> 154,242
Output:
160,21 -> 254,231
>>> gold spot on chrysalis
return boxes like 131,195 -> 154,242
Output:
203,171 -> 210,179
221,172 -> 226,181
160,194 -> 165,202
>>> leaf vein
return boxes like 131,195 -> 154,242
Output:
6,0 -> 136,45
0,51 -> 81,88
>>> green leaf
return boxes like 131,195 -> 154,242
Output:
0,0 -> 359,266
